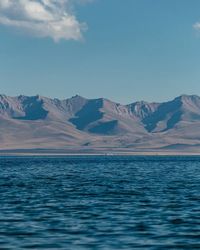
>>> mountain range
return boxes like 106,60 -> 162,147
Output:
1,94 -> 200,153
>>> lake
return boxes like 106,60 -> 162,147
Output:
0,156 -> 199,249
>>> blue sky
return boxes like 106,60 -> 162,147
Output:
0,0 -> 200,103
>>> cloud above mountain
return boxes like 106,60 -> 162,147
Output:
193,21 -> 200,32
0,0 -> 91,41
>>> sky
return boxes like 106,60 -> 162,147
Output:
1,0 -> 200,104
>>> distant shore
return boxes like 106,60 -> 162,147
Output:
1,149 -> 200,156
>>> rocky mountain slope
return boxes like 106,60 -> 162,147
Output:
1,94 -> 200,152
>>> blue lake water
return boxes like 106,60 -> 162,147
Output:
0,156 -> 200,249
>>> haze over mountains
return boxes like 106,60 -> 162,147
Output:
1,94 -> 200,153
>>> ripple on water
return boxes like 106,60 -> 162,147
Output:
0,156 -> 200,249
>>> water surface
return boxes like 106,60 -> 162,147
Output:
0,156 -> 200,249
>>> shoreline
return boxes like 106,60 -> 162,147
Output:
1,150 -> 200,157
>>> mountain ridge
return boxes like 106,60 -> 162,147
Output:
1,94 -> 200,152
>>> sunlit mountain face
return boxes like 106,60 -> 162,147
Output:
1,94 -> 200,152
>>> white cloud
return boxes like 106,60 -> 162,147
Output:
193,22 -> 200,31
0,0 -> 91,41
